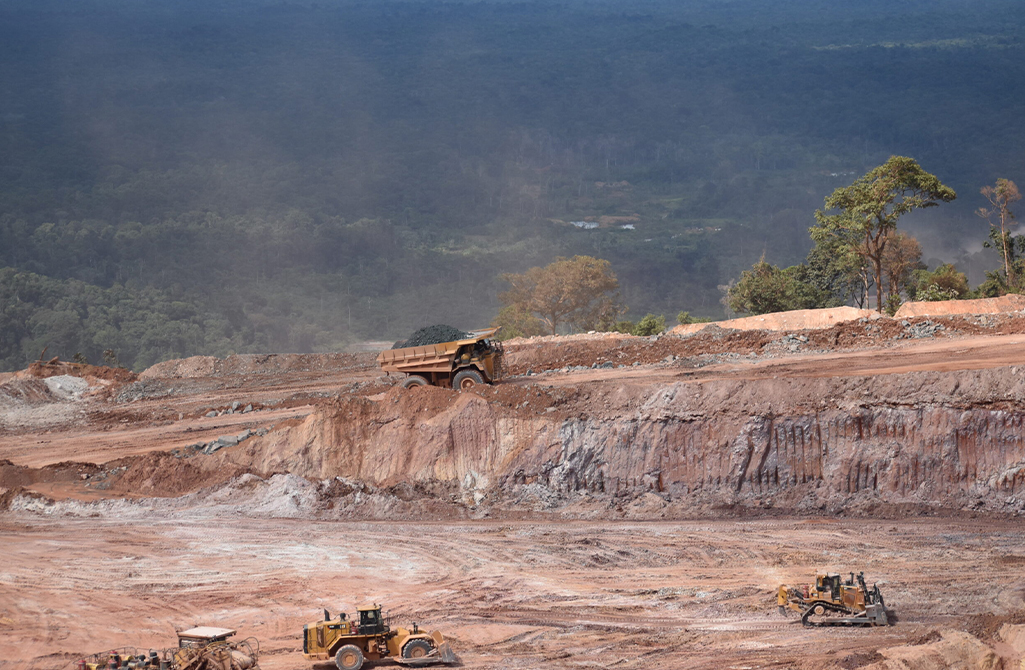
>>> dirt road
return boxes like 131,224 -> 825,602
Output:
2,517 -> 1021,670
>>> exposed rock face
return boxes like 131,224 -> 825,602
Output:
218,367 -> 1025,515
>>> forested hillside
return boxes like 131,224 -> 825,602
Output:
2,0 -> 1023,370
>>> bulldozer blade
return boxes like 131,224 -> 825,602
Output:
394,642 -> 457,667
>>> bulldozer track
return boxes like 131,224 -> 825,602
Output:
470,608 -> 794,632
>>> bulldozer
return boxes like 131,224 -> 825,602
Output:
302,604 -> 455,670
778,572 -> 889,627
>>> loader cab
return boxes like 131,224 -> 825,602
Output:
357,605 -> 388,636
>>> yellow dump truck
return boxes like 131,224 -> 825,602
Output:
377,327 -> 504,390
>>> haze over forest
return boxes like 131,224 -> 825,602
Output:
1,0 -> 1023,371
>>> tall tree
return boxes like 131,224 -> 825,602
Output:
977,179 -> 1021,288
498,256 -> 622,335
812,156 -> 956,312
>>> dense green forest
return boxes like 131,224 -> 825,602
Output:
1,0 -> 1024,370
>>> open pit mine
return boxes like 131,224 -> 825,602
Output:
3,302 -> 1025,669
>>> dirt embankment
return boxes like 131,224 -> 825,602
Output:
193,366 -> 1025,518
7,314 -> 1025,519
139,352 -> 375,379
895,293 -> 1025,318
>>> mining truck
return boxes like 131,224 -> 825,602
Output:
377,327 -> 504,390
302,604 -> 455,670
778,572 -> 889,626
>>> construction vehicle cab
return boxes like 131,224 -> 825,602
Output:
357,605 -> 388,636
817,574 -> 842,599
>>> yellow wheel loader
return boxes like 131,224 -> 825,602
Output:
778,572 -> 889,626
302,605 -> 455,670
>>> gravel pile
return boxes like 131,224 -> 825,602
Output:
43,375 -> 90,400
901,320 -> 945,338
393,324 -> 470,349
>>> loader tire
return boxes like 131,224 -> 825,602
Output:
402,375 -> 429,389
335,645 -> 364,670
402,638 -> 434,659
453,369 -> 484,390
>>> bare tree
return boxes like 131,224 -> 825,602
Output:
977,179 -> 1021,288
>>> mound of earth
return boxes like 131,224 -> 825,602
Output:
863,629 -> 1004,670
895,294 -> 1025,318
0,378 -> 57,407
671,306 -> 880,336
139,352 -> 373,379
24,359 -> 136,382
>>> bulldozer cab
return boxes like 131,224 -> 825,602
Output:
817,574 -> 842,598
357,606 -> 387,636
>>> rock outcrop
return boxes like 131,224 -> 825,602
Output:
215,366 -> 1025,515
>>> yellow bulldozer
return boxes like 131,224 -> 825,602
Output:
302,604 -> 455,670
778,572 -> 889,627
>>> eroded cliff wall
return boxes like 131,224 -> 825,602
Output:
218,367 -> 1025,515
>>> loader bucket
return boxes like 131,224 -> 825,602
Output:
394,642 -> 457,666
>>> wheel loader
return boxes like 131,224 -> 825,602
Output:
377,327 -> 504,390
302,604 -> 455,670
778,572 -> 889,627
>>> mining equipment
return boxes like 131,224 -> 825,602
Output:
302,604 -> 455,670
778,572 -> 889,626
173,627 -> 260,670
74,627 -> 260,670
378,327 -> 504,390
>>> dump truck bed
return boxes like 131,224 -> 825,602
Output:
377,328 -> 499,374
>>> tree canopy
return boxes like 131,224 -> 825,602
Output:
812,156 -> 956,312
727,259 -> 833,316
498,256 -> 622,335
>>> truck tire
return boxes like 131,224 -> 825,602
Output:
335,644 -> 364,670
453,369 -> 484,390
402,375 -> 429,389
401,638 -> 434,659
